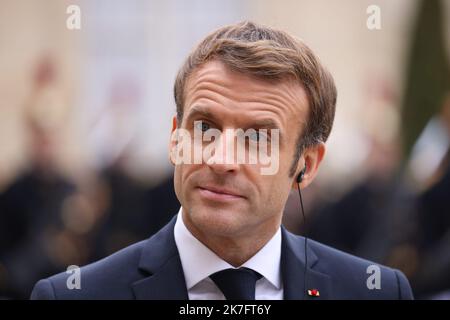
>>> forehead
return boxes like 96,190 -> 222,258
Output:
183,60 -> 309,129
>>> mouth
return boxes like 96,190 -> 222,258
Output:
196,185 -> 245,202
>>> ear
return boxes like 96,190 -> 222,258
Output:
291,142 -> 326,189
168,115 -> 178,166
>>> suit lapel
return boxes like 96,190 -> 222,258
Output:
281,227 -> 333,299
132,254 -> 188,299
131,216 -> 189,300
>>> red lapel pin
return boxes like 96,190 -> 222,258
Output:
307,289 -> 320,297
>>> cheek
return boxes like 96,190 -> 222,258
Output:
258,174 -> 292,210
173,167 -> 182,203
174,164 -> 200,204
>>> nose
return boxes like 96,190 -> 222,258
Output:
205,129 -> 240,175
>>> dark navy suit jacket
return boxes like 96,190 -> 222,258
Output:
31,216 -> 413,299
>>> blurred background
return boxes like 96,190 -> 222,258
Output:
0,0 -> 449,299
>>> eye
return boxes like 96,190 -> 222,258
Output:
194,121 -> 211,132
248,130 -> 268,142
248,131 -> 259,142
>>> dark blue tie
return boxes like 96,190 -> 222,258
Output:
210,267 -> 262,300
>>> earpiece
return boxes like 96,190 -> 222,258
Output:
296,165 -> 307,183
296,163 -> 308,299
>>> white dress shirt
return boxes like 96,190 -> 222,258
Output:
174,207 -> 283,300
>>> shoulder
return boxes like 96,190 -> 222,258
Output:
31,216 -> 178,300
31,240 -> 146,300
304,236 -> 413,299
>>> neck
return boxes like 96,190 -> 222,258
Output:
182,211 -> 281,267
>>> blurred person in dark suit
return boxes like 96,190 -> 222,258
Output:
92,157 -> 179,258
0,61 -> 76,298
409,95 -> 450,298
87,78 -> 180,259
31,21 -> 413,300
412,150 -> 450,298
0,56 -> 94,299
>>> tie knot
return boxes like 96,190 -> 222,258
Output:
210,267 -> 262,300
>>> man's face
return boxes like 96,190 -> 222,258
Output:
170,60 -> 309,240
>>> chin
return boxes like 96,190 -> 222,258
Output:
187,204 -> 250,237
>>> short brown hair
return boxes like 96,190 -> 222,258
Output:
174,21 -> 337,177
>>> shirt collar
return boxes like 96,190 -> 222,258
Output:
174,207 -> 282,290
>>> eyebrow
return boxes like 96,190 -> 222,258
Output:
250,118 -> 281,130
250,119 -> 284,145
186,105 -> 284,140
186,105 -> 218,123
